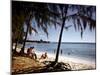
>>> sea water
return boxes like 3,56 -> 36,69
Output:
25,42 -> 96,62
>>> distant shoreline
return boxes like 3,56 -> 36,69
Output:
25,40 -> 50,43
50,42 -> 96,44
17,40 -> 96,44
24,41 -> 96,44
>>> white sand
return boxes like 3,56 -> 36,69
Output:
14,48 -> 96,70
35,51 -> 96,70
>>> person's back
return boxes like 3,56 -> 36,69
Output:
27,48 -> 30,55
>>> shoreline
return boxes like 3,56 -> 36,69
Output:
14,48 -> 96,70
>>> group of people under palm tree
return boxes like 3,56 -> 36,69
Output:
27,46 -> 48,60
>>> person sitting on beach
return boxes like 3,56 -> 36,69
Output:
27,48 -> 32,57
27,47 -> 37,59
40,52 -> 48,59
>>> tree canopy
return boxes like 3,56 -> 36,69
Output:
12,1 -> 96,42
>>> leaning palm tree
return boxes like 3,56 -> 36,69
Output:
52,5 -> 96,64
12,1 -> 60,54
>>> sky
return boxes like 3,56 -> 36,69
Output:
27,20 -> 96,43
24,4 -> 96,43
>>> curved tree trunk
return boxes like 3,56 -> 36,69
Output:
54,17 -> 66,63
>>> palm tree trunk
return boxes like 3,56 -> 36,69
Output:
20,22 -> 30,54
55,17 -> 66,63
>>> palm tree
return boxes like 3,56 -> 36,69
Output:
53,5 -> 96,63
12,1 -> 60,54
12,13 -> 25,52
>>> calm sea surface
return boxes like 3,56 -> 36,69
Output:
25,42 -> 96,62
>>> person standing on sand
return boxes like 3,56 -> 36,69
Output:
54,49 -> 56,54
61,49 -> 63,55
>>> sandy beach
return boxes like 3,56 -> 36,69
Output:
35,51 -> 96,70
14,47 -> 96,71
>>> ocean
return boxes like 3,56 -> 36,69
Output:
25,42 -> 96,62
